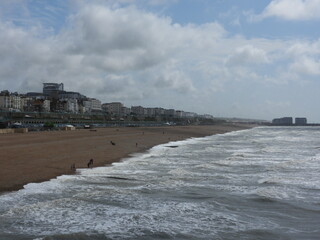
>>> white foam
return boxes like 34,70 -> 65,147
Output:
255,187 -> 290,200
168,168 -> 191,176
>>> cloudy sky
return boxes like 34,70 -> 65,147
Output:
0,0 -> 319,122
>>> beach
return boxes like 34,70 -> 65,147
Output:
0,124 -> 251,193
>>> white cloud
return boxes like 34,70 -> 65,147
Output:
286,40 -> 320,57
284,40 -> 320,77
226,45 -> 270,66
258,0 -> 320,21
147,0 -> 178,6
290,57 -> 320,76
62,5 -> 176,71
154,61 -> 196,93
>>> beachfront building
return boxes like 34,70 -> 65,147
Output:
83,98 -> 102,113
32,99 -> 51,112
25,92 -> 44,98
164,109 -> 176,118
154,107 -> 165,117
20,97 -> 34,111
102,102 -> 124,116
58,91 -> 85,100
185,112 -> 197,118
295,118 -> 307,125
272,117 -> 293,125
0,95 -> 21,111
145,108 -> 156,117
121,106 -> 131,117
78,105 -> 87,114
175,110 -> 186,118
0,96 -> 10,109
42,100 -> 51,112
131,106 -> 145,116
43,83 -> 64,98
60,99 -> 78,113
10,95 -> 21,110
0,90 -> 10,96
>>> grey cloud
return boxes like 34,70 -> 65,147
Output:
0,3 -> 228,99
96,74 -> 134,94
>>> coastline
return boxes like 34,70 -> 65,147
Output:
0,124 -> 254,193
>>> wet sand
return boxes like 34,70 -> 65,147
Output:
0,124 -> 253,193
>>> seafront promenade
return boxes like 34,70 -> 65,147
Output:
0,124 -> 252,193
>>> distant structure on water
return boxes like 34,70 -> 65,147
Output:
272,117 -> 307,126
295,118 -> 307,126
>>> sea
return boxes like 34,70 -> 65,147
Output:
0,126 -> 319,240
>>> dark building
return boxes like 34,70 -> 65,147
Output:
58,91 -> 85,100
272,117 -> 293,125
0,117 -> 8,129
43,83 -> 64,98
295,118 -> 307,125
26,92 -> 45,97
0,90 -> 10,96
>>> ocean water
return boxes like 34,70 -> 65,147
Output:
0,126 -> 320,240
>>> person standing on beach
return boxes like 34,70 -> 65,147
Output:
71,163 -> 76,171
87,159 -> 94,168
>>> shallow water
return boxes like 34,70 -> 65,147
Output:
0,126 -> 319,239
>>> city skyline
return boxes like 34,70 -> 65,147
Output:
0,1 -> 319,122
0,82 -> 213,120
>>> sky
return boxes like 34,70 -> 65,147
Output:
0,0 -> 319,122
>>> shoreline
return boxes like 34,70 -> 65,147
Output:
0,124 -> 254,193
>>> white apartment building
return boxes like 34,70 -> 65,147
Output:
78,105 -> 86,114
146,108 -> 156,117
0,96 -> 10,109
185,112 -> 197,118
164,109 -> 176,117
11,95 -> 21,110
20,97 -> 33,111
61,99 -> 77,113
131,106 -> 145,116
83,98 -> 102,112
42,100 -> 51,112
176,110 -> 186,118
102,102 -> 123,116
0,95 -> 21,110
154,108 -> 165,116
121,106 -> 131,117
